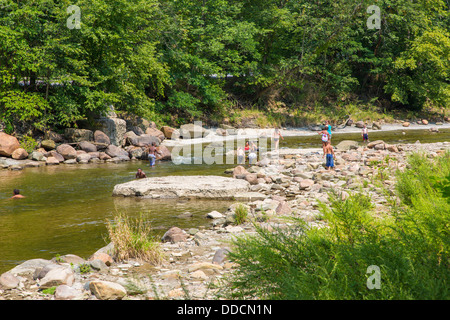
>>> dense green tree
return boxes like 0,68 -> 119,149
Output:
0,0 -> 448,132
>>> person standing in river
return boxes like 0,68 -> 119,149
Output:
362,124 -> 369,143
147,143 -> 160,167
272,128 -> 283,151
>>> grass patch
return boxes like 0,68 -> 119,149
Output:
234,203 -> 248,225
105,211 -> 164,265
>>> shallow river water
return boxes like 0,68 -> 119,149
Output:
0,128 -> 449,274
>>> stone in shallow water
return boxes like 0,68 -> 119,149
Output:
112,175 -> 250,199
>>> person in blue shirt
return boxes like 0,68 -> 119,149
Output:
325,120 -> 332,142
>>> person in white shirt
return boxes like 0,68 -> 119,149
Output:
362,125 -> 369,143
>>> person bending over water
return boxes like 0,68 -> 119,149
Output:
11,189 -> 25,199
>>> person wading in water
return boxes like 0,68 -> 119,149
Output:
135,168 -> 147,179
10,189 -> 25,199
147,143 -> 161,167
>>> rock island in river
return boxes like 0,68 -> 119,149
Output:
112,175 -> 250,199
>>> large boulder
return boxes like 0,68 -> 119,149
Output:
89,280 -> 127,300
245,173 -> 258,185
46,157 -> 60,165
0,272 -> 20,289
105,145 -> 129,158
355,121 -> 365,128
367,140 -> 385,149
30,151 -> 45,161
136,133 -> 160,147
145,127 -> 165,142
48,151 -> 65,163
160,126 -> 180,139
41,139 -> 56,151
127,146 -> 144,159
125,132 -> 159,147
39,266 -> 75,289
44,130 -> 64,143
112,175 -> 250,199
0,132 -> 20,157
336,140 -> 359,151
78,141 -> 97,153
64,128 -> 93,142
7,258 -> 53,276
233,165 -> 250,179
76,153 -> 92,163
55,285 -> 82,300
155,145 -> 171,161
161,227 -> 188,243
123,114 -> 152,133
11,148 -> 28,160
94,130 -> 111,145
56,144 -> 77,160
179,123 -> 210,139
372,121 -> 382,130
95,117 -> 127,147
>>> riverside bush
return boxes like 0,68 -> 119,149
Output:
223,152 -> 449,300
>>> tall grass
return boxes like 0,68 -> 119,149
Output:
105,212 -> 164,265
222,152 -> 450,300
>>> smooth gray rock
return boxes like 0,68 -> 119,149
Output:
8,259 -> 53,276
112,175 -> 250,199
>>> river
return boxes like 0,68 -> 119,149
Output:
0,127 -> 449,274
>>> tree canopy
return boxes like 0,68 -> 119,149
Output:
0,0 -> 449,132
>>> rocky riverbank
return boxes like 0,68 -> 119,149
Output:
1,113 -> 449,171
1,139 -> 448,300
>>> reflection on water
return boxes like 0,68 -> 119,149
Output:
0,128 -> 449,273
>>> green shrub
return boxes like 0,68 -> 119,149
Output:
234,204 -> 248,225
222,152 -> 450,300
20,135 -> 38,153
